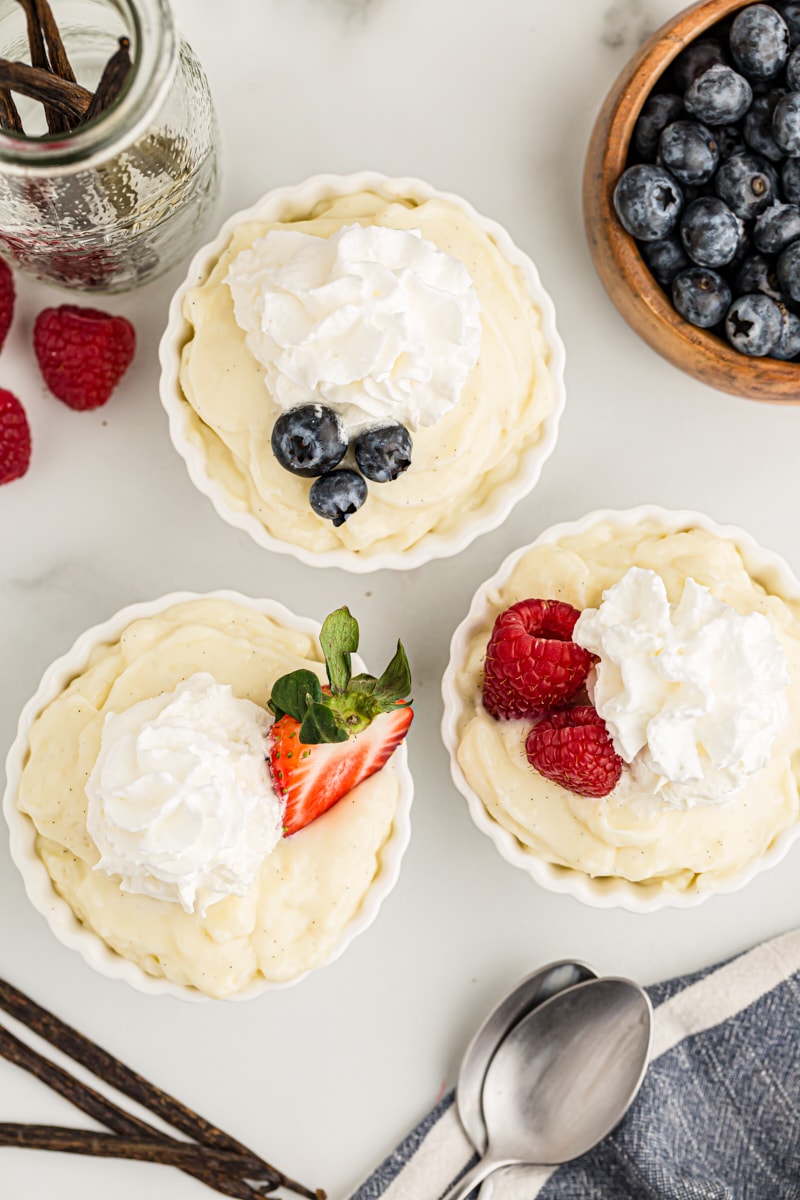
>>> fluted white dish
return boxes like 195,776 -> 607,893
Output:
158,171 -> 566,573
441,505 -> 800,913
3,590 -> 413,1001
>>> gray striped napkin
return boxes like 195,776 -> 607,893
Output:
350,928 -> 800,1200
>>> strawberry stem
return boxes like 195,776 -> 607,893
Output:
319,607 -> 358,693
267,607 -> 412,745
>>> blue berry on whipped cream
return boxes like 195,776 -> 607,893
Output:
225,221 -> 481,523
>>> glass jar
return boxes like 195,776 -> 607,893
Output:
0,0 -> 218,292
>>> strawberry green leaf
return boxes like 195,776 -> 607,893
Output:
320,606 -> 359,694
299,700 -> 349,745
268,669 -> 323,722
373,640 -> 412,705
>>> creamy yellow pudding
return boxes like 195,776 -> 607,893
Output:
177,188 -> 557,559
16,599 -> 402,998
453,519 -> 800,896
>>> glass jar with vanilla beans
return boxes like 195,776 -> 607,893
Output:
0,0 -> 218,291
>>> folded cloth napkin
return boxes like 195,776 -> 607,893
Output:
350,928 -> 800,1200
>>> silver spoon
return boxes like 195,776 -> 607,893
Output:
457,960 -> 597,1153
439,976 -> 653,1200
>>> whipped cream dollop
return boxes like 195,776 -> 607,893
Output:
225,222 -> 482,433
572,567 -> 790,808
86,673 -> 282,914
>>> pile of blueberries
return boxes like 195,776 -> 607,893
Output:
613,1 -> 800,359
271,404 -> 413,526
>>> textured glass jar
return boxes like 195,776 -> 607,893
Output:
0,0 -> 218,292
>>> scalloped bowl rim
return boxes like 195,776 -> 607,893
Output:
441,505 -> 800,913
158,171 -> 567,573
3,590 -> 414,1001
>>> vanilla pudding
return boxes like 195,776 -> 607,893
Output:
452,517 -> 800,897
14,598 -> 404,998
175,184 -> 559,560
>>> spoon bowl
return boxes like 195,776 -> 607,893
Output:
440,977 -> 652,1200
457,960 -> 597,1153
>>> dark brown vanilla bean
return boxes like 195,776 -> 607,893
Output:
82,36 -> 132,122
0,979 -> 326,1200
32,0 -> 76,82
13,0 -> 67,131
0,1026 -> 273,1200
0,59 -> 91,121
0,87 -> 23,132
0,1124 -> 277,1176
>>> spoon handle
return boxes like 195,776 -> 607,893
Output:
437,1154 -> 513,1200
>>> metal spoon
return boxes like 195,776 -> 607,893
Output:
439,976 -> 653,1200
457,960 -> 597,1153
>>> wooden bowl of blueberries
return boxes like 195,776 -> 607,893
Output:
584,0 -> 800,402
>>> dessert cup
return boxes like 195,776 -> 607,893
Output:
441,506 -> 800,912
158,172 -> 566,572
3,591 -> 413,1001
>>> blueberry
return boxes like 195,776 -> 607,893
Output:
725,292 -> 783,354
672,38 -> 728,91
657,120 -> 719,185
271,404 -> 347,478
787,41 -> 800,87
714,124 -> 747,160
680,197 -> 742,266
729,4 -> 790,80
782,154 -> 800,200
735,252 -> 783,299
753,199 -> 800,251
613,164 -> 684,240
684,64 -> 753,125
743,90 -> 786,159
354,423 -> 413,483
672,267 -> 732,327
777,236 -> 800,300
772,90 -> 800,152
632,93 -> 684,160
776,2 -> 800,48
308,470 -> 368,526
640,233 -> 691,284
714,151 -> 779,218
771,302 -> 800,356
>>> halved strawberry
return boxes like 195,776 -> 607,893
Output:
267,607 -> 413,835
272,706 -> 413,835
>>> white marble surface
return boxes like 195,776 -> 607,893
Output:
2,0 -> 800,1197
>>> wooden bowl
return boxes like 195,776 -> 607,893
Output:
584,0 -> 800,404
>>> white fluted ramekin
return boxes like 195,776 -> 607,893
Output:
158,172 -> 566,573
3,591 -> 413,1001
441,506 -> 800,913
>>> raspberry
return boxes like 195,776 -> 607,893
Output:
525,705 -> 623,799
0,389 -> 31,484
0,258 -> 15,353
482,599 -> 593,720
33,304 -> 135,411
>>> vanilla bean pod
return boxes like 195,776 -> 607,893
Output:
32,0 -> 76,82
83,36 -> 131,122
0,87 -> 23,132
0,1025 -> 271,1200
0,1123 -> 280,1176
0,59 -> 90,121
13,0 -> 66,131
0,979 -> 325,1200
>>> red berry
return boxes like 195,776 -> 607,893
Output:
0,389 -> 31,484
33,304 -> 135,411
482,599 -> 593,720
525,705 -> 623,799
0,259 -> 15,353
270,705 -> 413,835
